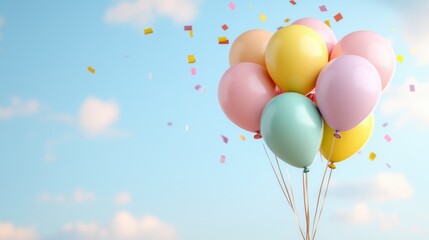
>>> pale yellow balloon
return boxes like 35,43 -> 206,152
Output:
265,25 -> 328,95
229,29 -> 273,67
321,114 -> 374,163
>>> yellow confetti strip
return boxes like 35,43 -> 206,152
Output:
397,54 -> 404,63
284,18 -> 290,23
189,30 -> 193,38
259,13 -> 267,22
144,28 -> 153,35
239,135 -> 246,141
369,152 -> 377,161
87,66 -> 95,74
218,36 -> 228,42
187,54 -> 196,64
324,20 -> 331,28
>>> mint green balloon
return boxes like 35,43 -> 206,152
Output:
261,93 -> 324,169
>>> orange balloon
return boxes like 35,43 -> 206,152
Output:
229,29 -> 273,67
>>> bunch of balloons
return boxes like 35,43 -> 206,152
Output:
218,18 -> 396,170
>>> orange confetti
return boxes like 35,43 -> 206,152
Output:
334,13 -> 343,22
187,55 -> 196,64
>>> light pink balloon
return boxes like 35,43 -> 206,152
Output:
330,30 -> 396,90
218,62 -> 278,133
293,18 -> 337,54
315,55 -> 381,132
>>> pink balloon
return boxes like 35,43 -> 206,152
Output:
330,30 -> 396,90
218,62 -> 278,133
293,18 -> 337,54
315,55 -> 381,132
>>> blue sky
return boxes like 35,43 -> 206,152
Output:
0,0 -> 428,239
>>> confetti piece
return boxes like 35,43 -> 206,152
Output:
397,54 -> 404,63
187,54 -> 196,64
319,5 -> 327,12
324,20 -> 331,27
259,13 -> 267,22
201,87 -> 206,94
189,30 -> 193,38
194,84 -> 202,90
239,135 -> 246,141
289,0 -> 296,5
144,28 -> 153,35
386,163 -> 391,168
87,66 -> 95,74
148,72 -> 152,80
167,122 -> 173,126
284,18 -> 291,23
382,122 -> 388,127
334,13 -> 343,22
221,135 -> 229,144
409,84 -> 415,92
220,155 -> 226,164
221,24 -> 229,31
228,1 -> 236,10
369,152 -> 377,161
191,68 -> 197,76
184,25 -> 192,31
384,134 -> 392,142
218,36 -> 229,44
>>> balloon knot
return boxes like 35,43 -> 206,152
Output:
254,131 -> 262,139
334,130 -> 341,139
328,162 -> 336,169
303,167 -> 310,173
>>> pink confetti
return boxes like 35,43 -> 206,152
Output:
191,68 -> 197,76
289,0 -> 296,5
194,84 -> 202,90
319,5 -> 327,12
184,25 -> 192,31
222,24 -> 229,31
221,135 -> 229,143
409,84 -> 415,92
382,122 -> 388,127
220,155 -> 226,164
384,134 -> 392,142
228,2 -> 236,10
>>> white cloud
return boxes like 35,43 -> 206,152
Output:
331,172 -> 413,203
62,211 -> 178,240
0,97 -> 41,120
334,203 -> 400,230
0,222 -> 38,240
114,192 -> 133,205
381,79 -> 429,128
105,0 -> 201,27
79,97 -> 119,136
72,188 -> 96,203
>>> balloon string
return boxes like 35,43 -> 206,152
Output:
311,135 -> 336,240
312,168 -> 333,240
275,156 -> 305,240
262,144 -> 305,239
303,172 -> 310,240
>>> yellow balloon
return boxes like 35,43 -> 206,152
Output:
265,25 -> 328,95
320,114 -> 374,163
229,29 -> 273,67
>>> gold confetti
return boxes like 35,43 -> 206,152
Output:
369,152 -> 377,161
397,54 -> 404,63
239,135 -> 246,141
284,18 -> 291,23
187,55 -> 196,64
324,20 -> 331,28
189,30 -> 194,37
259,13 -> 267,22
87,66 -> 95,74
144,28 -> 153,35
